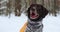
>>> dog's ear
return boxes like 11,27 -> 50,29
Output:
26,6 -> 31,16
41,6 -> 49,18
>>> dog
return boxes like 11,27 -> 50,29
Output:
20,4 -> 48,32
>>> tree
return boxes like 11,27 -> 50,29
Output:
0,0 -> 7,15
15,0 -> 21,16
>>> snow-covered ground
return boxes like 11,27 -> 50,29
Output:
0,13 -> 60,32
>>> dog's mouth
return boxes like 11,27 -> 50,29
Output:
30,12 -> 39,19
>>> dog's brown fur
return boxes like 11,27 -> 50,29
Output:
27,4 -> 48,21
20,4 -> 48,32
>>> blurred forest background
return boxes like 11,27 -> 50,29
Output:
0,0 -> 60,17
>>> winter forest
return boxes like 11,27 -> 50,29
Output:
0,0 -> 60,32
0,0 -> 60,17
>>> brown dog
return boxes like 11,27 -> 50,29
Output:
20,4 -> 48,32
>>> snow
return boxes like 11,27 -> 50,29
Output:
43,14 -> 60,32
0,13 -> 27,32
0,13 -> 60,32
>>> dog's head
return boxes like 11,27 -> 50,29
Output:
27,4 -> 48,21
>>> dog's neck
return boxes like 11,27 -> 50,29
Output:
28,19 -> 42,26
27,19 -> 43,31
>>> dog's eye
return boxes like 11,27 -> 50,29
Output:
37,9 -> 42,12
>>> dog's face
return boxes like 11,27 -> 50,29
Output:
27,4 -> 48,21
30,7 -> 39,19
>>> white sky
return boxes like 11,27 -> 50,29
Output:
0,13 -> 60,32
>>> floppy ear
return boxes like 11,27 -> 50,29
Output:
26,7 -> 31,16
24,6 -> 31,16
41,6 -> 49,18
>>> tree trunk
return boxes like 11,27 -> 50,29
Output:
15,0 -> 21,16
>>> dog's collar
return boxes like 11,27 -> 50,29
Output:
27,19 -> 43,29
27,24 -> 43,30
